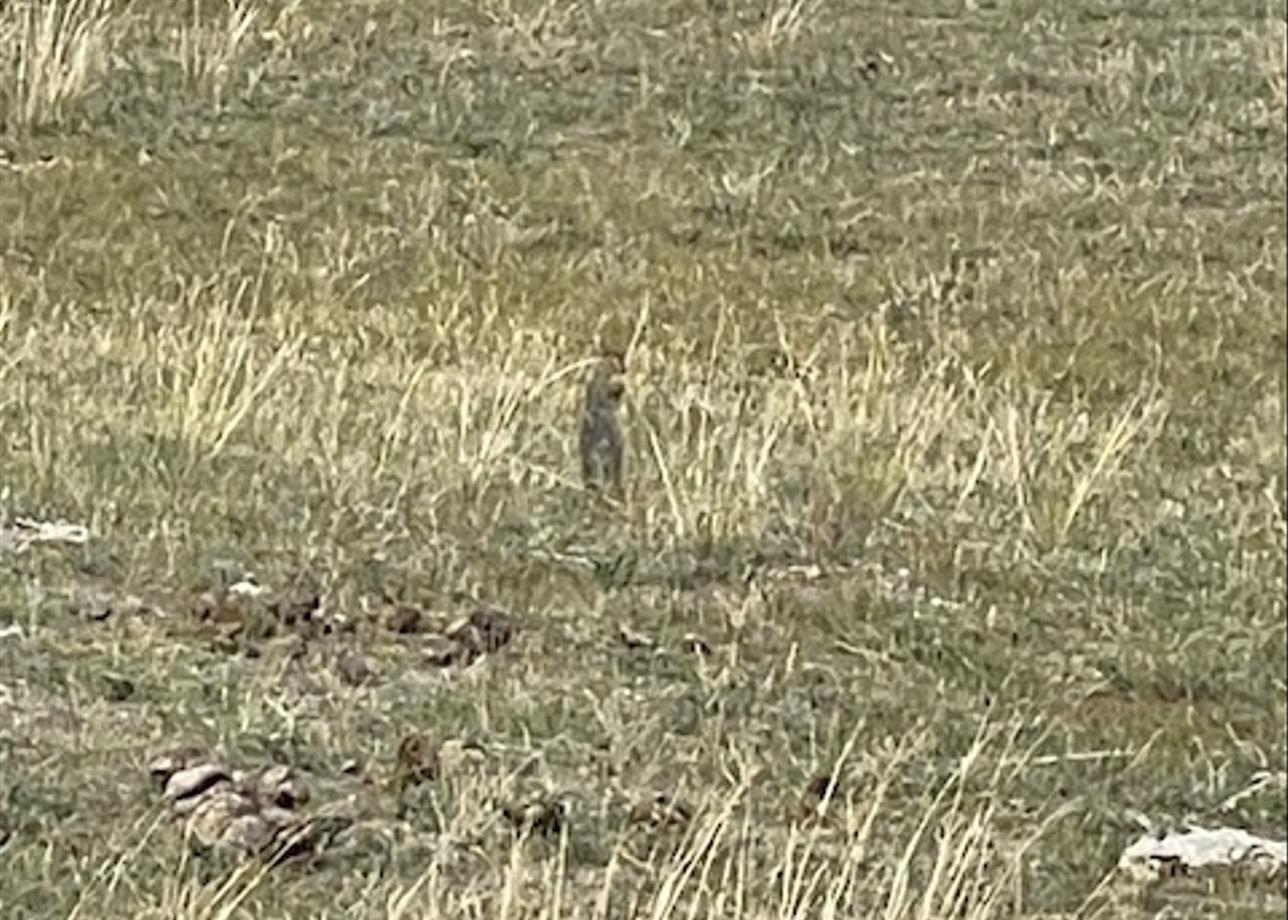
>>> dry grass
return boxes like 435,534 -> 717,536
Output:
0,0 -> 1284,918
174,0 -> 261,105
0,0 -> 117,129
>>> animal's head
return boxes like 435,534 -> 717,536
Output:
589,351 -> 627,403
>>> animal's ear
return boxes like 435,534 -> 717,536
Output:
602,348 -> 627,372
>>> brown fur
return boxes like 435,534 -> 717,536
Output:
578,353 -> 627,494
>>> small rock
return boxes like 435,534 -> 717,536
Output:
465,607 -> 515,654
67,588 -> 135,622
681,633 -> 713,656
272,593 -> 321,628
443,615 -> 472,640
197,592 -> 242,624
335,650 -> 373,686
423,635 -> 464,668
805,774 -> 840,800
438,739 -> 486,773
165,763 -> 232,809
220,812 -> 276,854
100,673 -> 135,701
265,813 -> 354,864
83,596 -> 114,621
280,634 -> 308,661
227,577 -> 265,598
438,607 -> 516,665
383,604 -> 424,635
616,623 -> 655,650
187,789 -> 254,847
792,774 -> 842,827
501,796 -> 566,838
394,733 -> 439,788
148,749 -> 199,788
247,764 -> 307,809
628,792 -> 692,829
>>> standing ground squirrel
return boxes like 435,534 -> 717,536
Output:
578,353 -> 627,495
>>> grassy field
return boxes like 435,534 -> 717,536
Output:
1,0 -> 1285,917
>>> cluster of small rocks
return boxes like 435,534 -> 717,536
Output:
193,582 -> 343,651
149,752 -> 351,864
189,571 -> 520,672
378,601 -> 517,668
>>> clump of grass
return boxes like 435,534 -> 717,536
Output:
174,0 -> 259,106
0,0 -> 116,129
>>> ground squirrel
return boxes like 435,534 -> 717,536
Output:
578,353 -> 626,495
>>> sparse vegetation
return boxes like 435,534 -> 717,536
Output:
0,0 -> 117,130
0,1 -> 1284,918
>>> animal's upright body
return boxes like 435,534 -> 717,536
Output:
578,354 -> 627,495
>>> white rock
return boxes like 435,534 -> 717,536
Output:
1119,825 -> 1287,882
